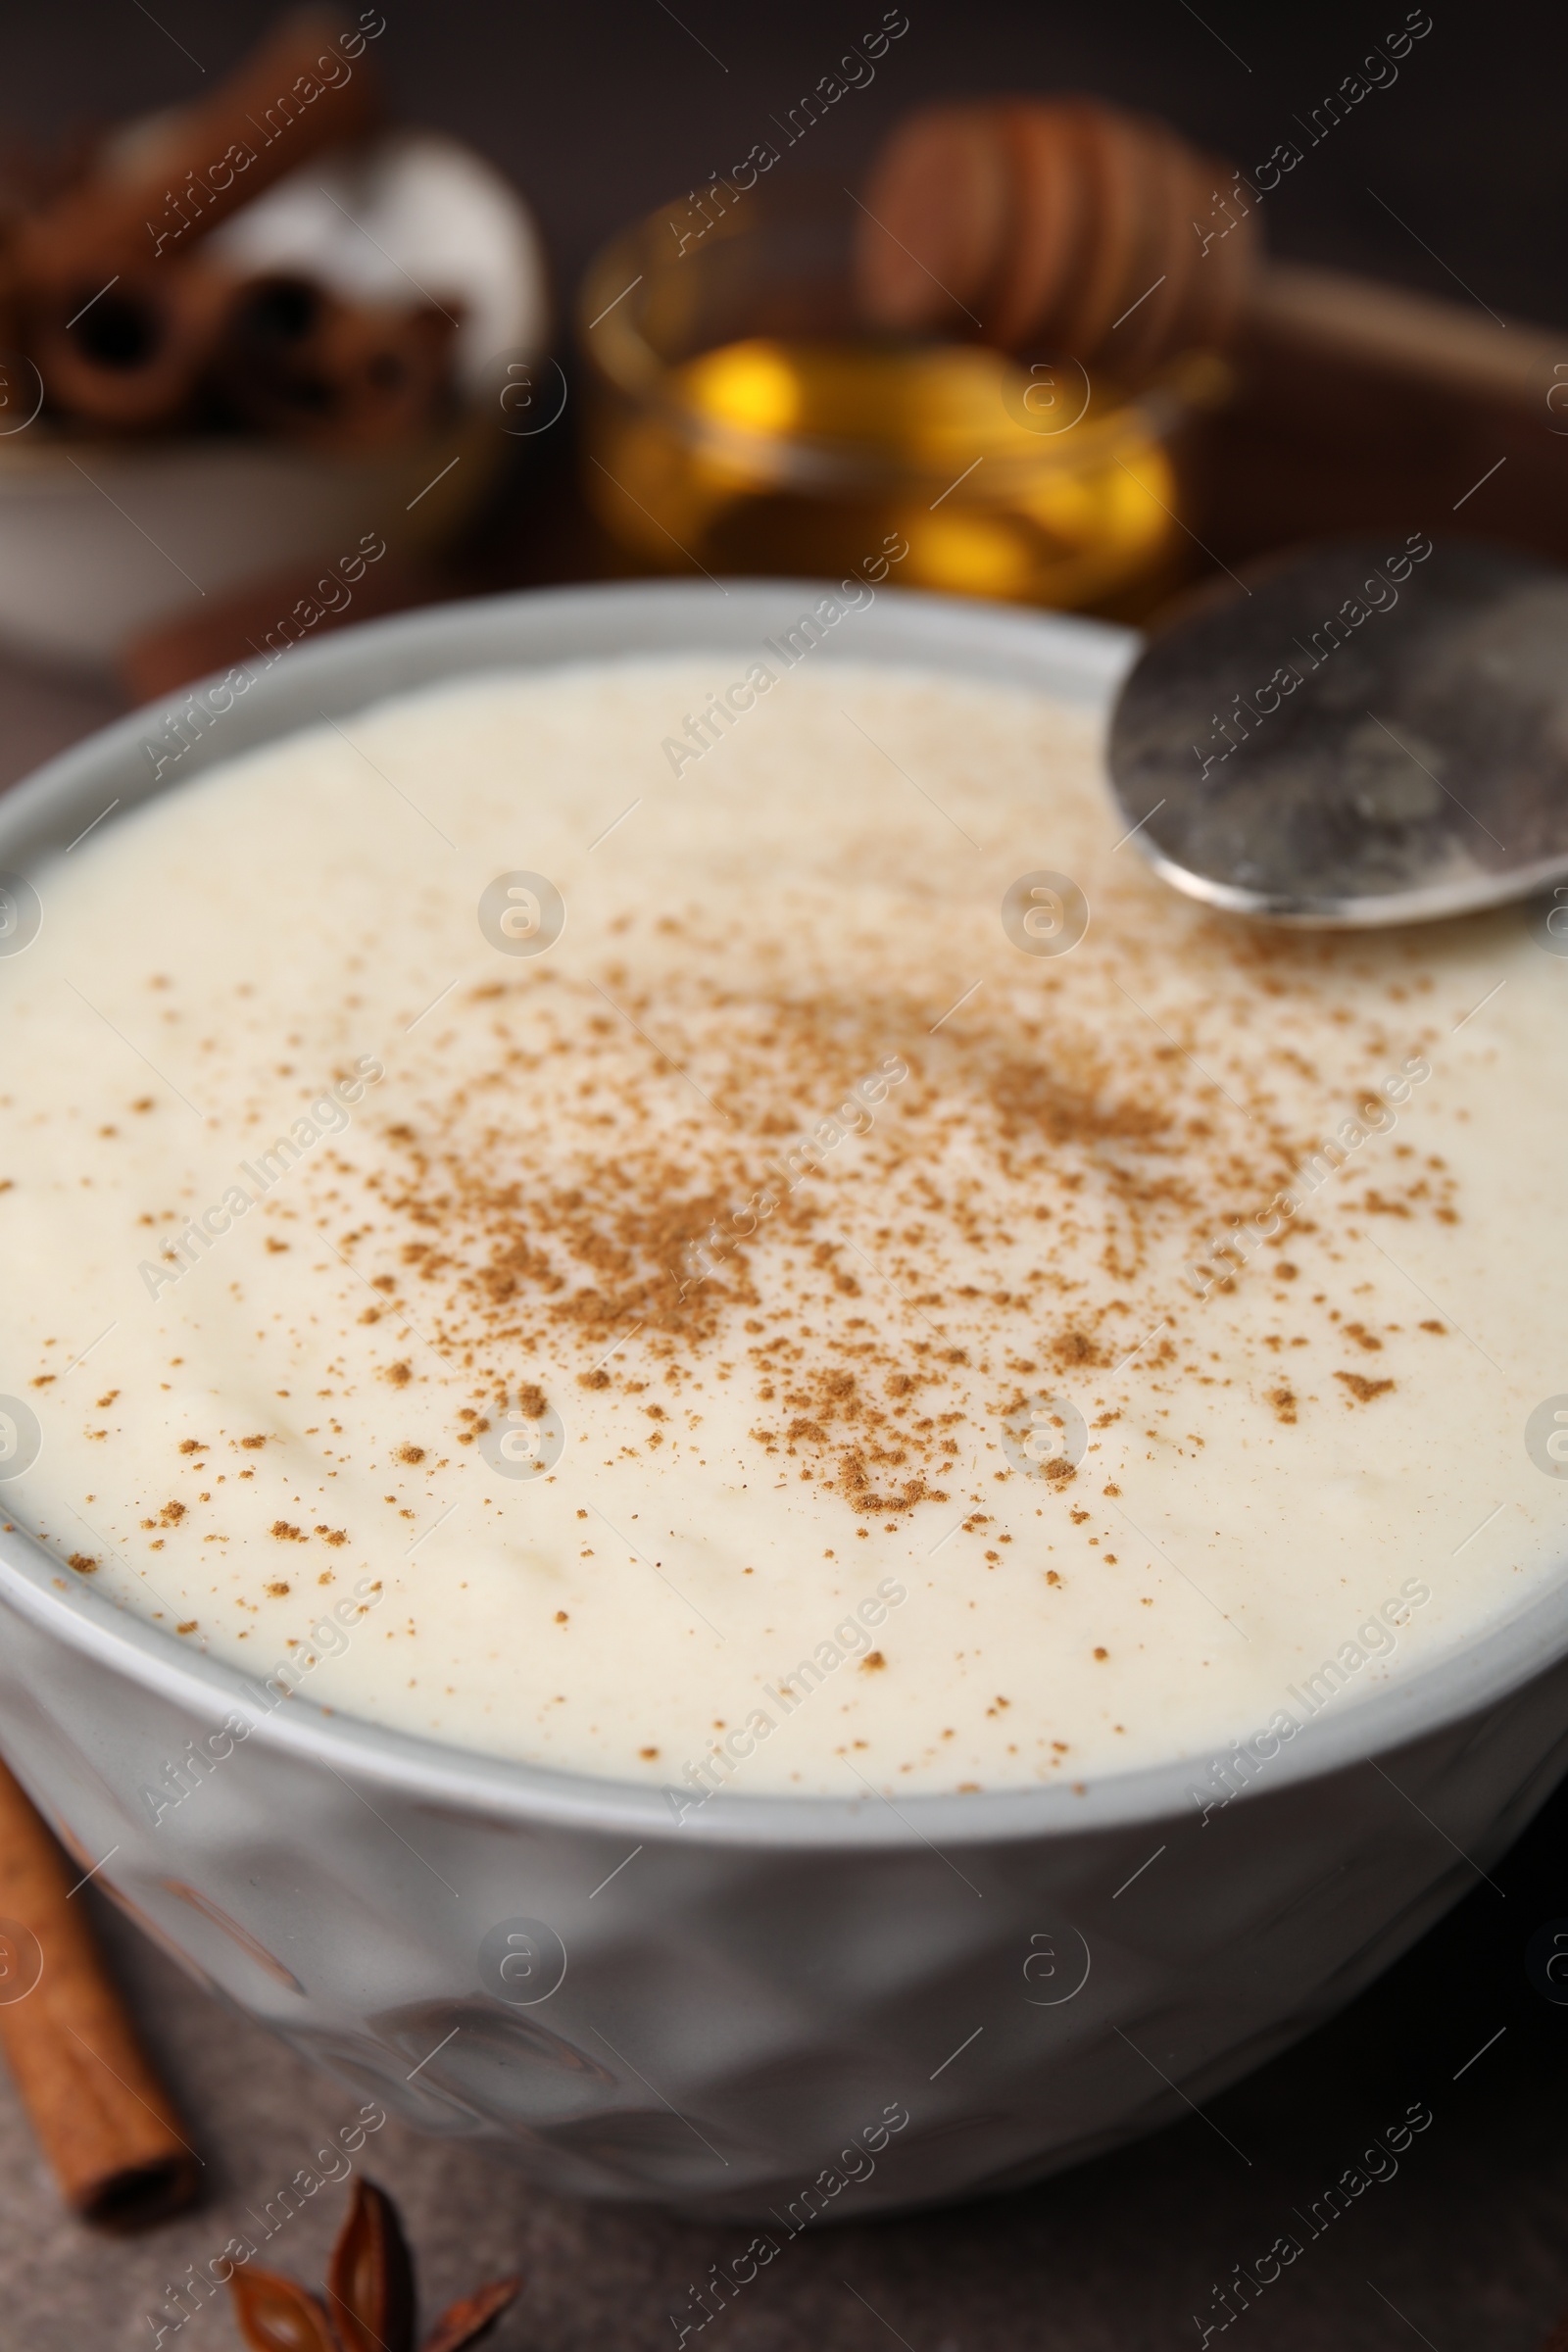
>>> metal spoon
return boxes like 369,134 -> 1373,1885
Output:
1105,536 -> 1568,926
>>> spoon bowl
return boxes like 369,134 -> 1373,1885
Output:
1106,536 -> 1568,926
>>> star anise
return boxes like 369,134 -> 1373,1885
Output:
229,2176 -> 519,2352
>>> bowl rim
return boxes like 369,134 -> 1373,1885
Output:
1,574 -> 1564,1853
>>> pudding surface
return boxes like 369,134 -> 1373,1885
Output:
2,655 -> 1564,1797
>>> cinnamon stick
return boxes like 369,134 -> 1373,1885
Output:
16,10 -> 384,293
217,271 -> 462,449
120,550 -> 456,700
0,1757 -> 200,2230
25,259 -> 238,433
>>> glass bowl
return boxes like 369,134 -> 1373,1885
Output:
576,178 -> 1230,615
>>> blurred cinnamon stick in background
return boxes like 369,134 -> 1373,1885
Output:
27,259 -> 239,433
9,9 -> 406,439
217,272 -> 462,450
14,9 -> 384,293
121,550 -> 459,700
0,1757 -> 199,2230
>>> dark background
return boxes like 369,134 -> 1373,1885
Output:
5,1 -> 1566,340
2,5 -> 1567,2347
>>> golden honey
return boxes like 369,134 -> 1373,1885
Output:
584,328 -> 1220,613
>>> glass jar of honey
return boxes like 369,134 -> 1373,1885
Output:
577,178 -> 1229,615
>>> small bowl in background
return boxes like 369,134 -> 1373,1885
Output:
0,130 -> 550,674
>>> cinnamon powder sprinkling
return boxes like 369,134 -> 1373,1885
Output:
1335,1372 -> 1396,1404
289,883 -> 1463,1536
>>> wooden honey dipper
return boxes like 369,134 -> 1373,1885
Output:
859,88 -> 1568,586
855,96 -> 1259,376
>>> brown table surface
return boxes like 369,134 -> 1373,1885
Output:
2,621 -> 1567,2352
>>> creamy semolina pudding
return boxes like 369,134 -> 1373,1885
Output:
2,655 -> 1566,1798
